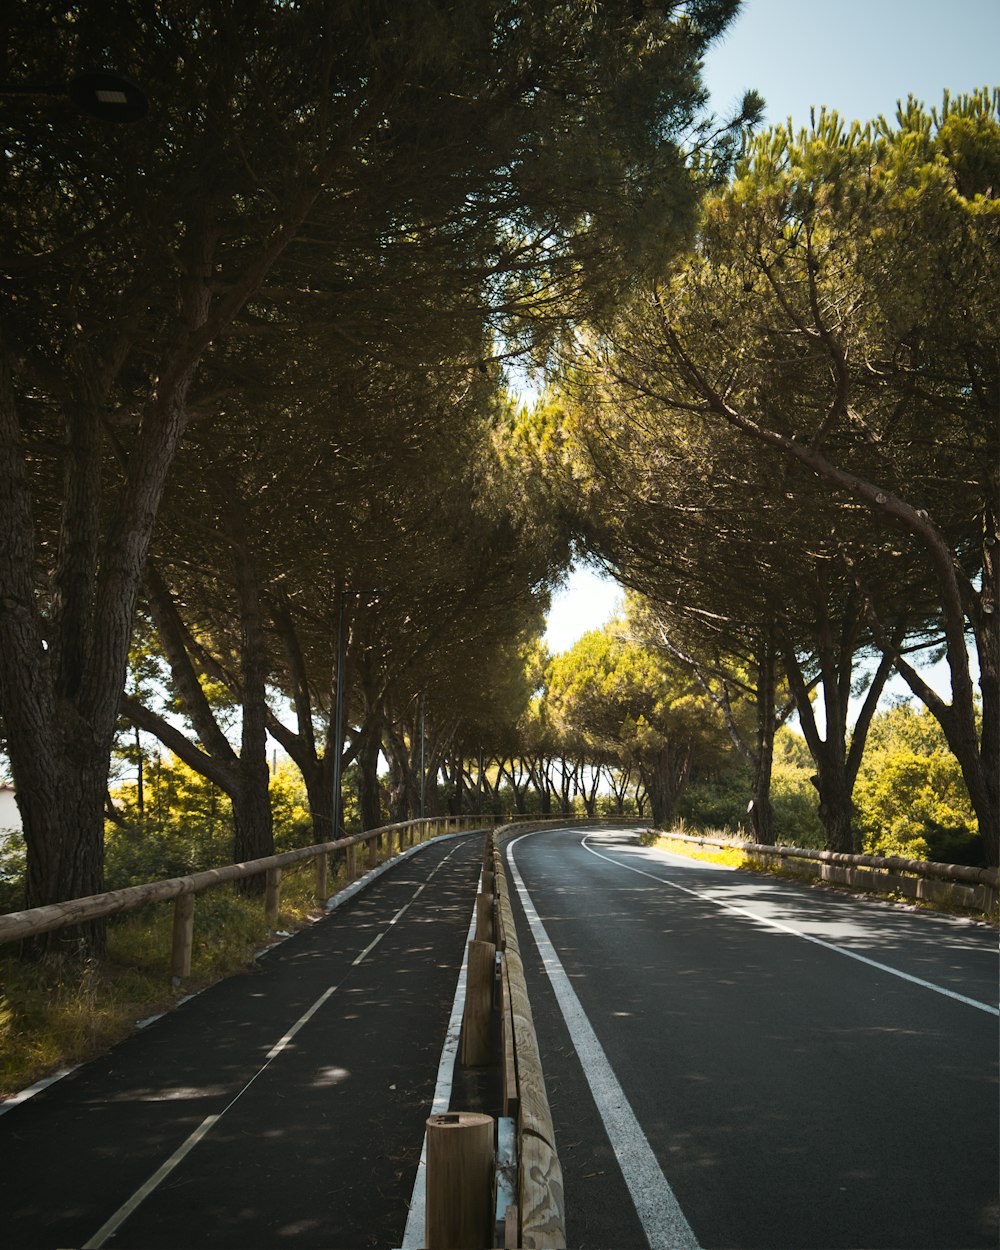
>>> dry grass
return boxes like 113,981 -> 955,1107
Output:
0,857 -> 350,1101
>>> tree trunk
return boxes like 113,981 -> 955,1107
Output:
19,747 -> 109,952
227,507 -> 273,875
976,493 -> 999,864
811,769 -> 854,854
301,757 -> 335,843
232,767 -> 274,879
749,639 -> 777,845
642,740 -> 694,831
357,720 -> 383,830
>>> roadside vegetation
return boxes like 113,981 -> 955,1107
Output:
0,690 -> 983,1098
0,7 -> 995,1097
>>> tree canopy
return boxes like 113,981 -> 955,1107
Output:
552,91 -> 999,860
1,0 -> 750,931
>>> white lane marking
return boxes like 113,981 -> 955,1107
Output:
83,1111 -> 223,1248
352,885 -> 426,965
84,842 -> 467,1249
400,870 -> 482,1249
508,833 -> 701,1250
583,837 -> 1000,1017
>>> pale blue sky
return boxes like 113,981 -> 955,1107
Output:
544,0 -> 997,657
701,0 -> 999,134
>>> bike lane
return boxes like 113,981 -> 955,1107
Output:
0,832 -> 484,1250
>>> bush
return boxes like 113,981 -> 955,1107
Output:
675,731 -> 824,848
678,764 -> 751,835
770,731 -> 824,848
0,830 -> 26,913
854,704 -> 980,864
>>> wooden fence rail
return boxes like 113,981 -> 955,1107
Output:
658,830 -> 999,914
490,824 -> 566,1250
0,815 -> 491,977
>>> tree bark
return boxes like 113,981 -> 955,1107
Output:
356,719 -> 383,831
641,739 -> 694,831
749,638 -> 777,845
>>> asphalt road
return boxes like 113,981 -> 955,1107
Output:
506,826 -> 999,1250
0,832 -> 484,1250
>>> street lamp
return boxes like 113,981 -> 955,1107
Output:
419,694 -> 426,820
1,70 -> 149,122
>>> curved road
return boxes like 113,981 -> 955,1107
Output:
1,833 -> 485,1250
506,826 -> 999,1250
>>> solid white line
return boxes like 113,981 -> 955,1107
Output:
507,833 -> 701,1250
400,870 -> 481,1249
582,838 -> 1000,1017
263,986 -> 338,1061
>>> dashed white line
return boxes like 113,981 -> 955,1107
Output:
400,870 -> 481,1249
83,840 -> 468,1248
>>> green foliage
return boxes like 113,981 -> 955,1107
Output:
563,88 -> 998,861
0,952 -> 173,1100
103,755 -> 319,890
674,727 -> 826,848
269,762 -> 316,849
854,704 -> 980,863
677,760 -> 750,834
546,618 -> 718,761
0,831 -> 26,913
105,757 -> 234,888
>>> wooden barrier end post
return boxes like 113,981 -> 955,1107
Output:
425,1110 -> 495,1249
461,938 -> 497,1066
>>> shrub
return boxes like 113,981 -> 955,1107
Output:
854,704 -> 980,864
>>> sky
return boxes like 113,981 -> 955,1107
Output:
543,0 -> 998,658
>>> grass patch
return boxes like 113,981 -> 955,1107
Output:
0,855 -> 354,1101
0,953 -> 176,1100
643,828 -> 998,924
650,832 -> 750,869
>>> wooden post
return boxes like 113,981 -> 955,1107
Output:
461,939 -> 496,1066
475,892 -> 494,944
171,892 -> 195,982
425,1111 -> 495,1250
346,843 -> 357,882
385,828 -> 396,857
265,867 -> 281,928
315,853 -> 328,905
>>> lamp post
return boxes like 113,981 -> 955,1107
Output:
419,695 -> 426,821
1,70 -> 149,122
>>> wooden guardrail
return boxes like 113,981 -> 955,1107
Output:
491,825 -> 566,1250
426,824 -> 566,1249
657,830 -> 999,914
0,815 -> 491,978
